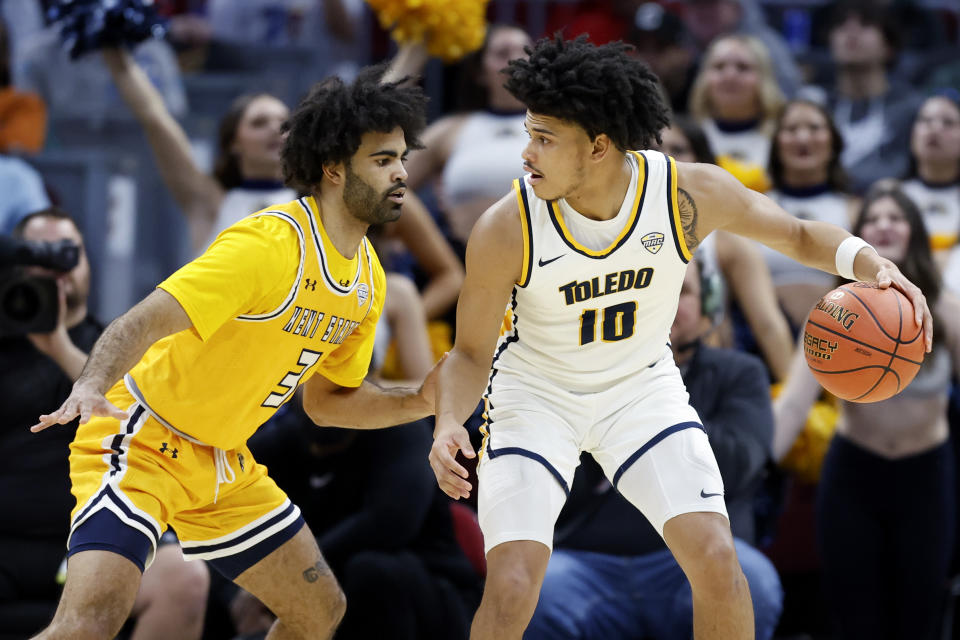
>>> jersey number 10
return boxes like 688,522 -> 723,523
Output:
579,301 -> 638,345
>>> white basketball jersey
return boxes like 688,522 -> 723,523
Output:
491,150 -> 692,393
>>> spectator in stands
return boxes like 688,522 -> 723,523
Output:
526,257 -> 783,640
224,411 -> 482,640
689,34 -> 784,188
370,272 -> 435,385
803,0 -> 922,194
774,184 -> 957,640
626,3 -> 696,115
13,19 -> 186,120
101,47 -> 462,319
655,117 -> 793,381
763,99 -> 858,329
401,25 -> 532,253
0,154 -> 49,233
680,0 -> 801,97
0,17 -> 45,153
0,207 -> 209,639
902,93 -> 960,264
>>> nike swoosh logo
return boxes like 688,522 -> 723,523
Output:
538,254 -> 565,267
700,489 -> 723,498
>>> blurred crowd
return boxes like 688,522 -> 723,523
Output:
1,0 -> 960,639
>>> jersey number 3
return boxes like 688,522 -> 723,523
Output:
580,301 -> 638,345
261,349 -> 323,408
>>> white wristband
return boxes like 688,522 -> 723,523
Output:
835,236 -> 872,281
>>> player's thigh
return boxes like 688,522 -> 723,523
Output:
477,452 -> 572,555
478,380 -> 583,555
596,425 -> 727,537
46,549 -> 143,636
232,523 -> 343,624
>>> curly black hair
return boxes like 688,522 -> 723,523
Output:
504,35 -> 670,151
281,63 -> 428,192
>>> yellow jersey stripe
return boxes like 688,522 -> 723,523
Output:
546,151 -> 647,258
514,178 -> 534,287
667,156 -> 692,263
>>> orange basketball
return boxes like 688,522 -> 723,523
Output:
803,283 -> 925,403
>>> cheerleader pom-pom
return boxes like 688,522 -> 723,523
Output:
47,0 -> 167,60
367,0 -> 489,63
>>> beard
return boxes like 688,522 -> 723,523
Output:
343,164 -> 402,225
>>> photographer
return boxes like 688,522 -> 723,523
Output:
0,208 -> 209,639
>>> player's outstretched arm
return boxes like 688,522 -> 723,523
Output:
30,289 -> 194,432
102,48 -> 222,245
428,192 -> 524,500
300,355 -> 444,430
679,162 -> 933,351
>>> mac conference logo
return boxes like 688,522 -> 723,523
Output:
641,232 -> 664,254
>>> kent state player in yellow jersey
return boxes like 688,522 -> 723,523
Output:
30,66 -> 434,640
427,37 -> 934,640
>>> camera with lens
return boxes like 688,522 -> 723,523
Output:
0,235 -> 80,337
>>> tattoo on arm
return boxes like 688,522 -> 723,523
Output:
302,559 -> 332,583
677,188 -> 700,253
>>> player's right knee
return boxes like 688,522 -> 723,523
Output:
278,573 -> 346,636
486,559 -> 541,613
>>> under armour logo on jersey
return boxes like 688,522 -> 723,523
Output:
641,232 -> 664,254
159,443 -> 178,459
339,279 -> 351,287
304,278 -> 317,291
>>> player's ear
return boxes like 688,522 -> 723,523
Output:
322,161 -> 345,185
590,134 -> 613,162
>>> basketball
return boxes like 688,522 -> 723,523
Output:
803,283 -> 925,403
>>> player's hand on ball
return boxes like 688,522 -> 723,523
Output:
875,260 -> 932,352
30,382 -> 128,432
429,422 -> 475,500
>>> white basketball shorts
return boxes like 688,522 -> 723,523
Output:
477,349 -> 728,553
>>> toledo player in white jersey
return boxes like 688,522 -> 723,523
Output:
428,36 -> 933,640
30,66 -> 434,640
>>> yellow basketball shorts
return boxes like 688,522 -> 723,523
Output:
68,384 -> 303,578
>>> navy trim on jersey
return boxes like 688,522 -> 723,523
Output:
298,198 -> 362,295
545,152 -> 648,260
612,421 -> 705,488
483,288 -> 520,399
108,405 -> 145,476
182,501 -> 299,556
205,514 -> 305,580
486,444 -> 571,496
516,179 -> 534,287
238,211 -> 306,321
68,508 -> 154,573
665,156 -> 690,264
71,483 -> 163,554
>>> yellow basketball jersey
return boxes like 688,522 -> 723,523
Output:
122,196 -> 386,450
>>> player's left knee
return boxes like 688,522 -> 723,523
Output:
168,559 -> 210,618
142,554 -> 210,623
685,535 -> 744,594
